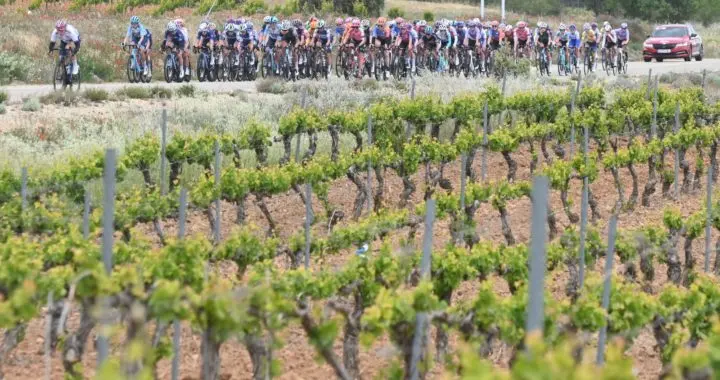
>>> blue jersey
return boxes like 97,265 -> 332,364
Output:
197,29 -> 217,44
164,30 -> 185,45
223,30 -> 239,44
127,24 -> 149,43
315,28 -> 330,41
265,24 -> 281,40
488,28 -> 500,41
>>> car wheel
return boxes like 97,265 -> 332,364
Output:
696,45 -> 704,61
643,57 -> 651,62
684,56 -> 691,61
656,58 -> 663,62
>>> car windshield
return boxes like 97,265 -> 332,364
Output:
652,27 -> 688,38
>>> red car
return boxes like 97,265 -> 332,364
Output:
643,24 -> 703,62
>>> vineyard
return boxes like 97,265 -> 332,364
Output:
4,78 -> 720,380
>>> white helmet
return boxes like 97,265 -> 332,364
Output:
199,22 -> 208,31
225,23 -> 235,32
559,23 -> 566,30
167,21 -> 177,32
604,24 -> 612,31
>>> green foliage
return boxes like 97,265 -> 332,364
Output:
116,86 -> 151,99
387,7 -> 404,18
21,97 -> 41,112
175,84 -> 196,98
150,86 -> 172,99
422,11 -> 434,22
0,90 -> 7,104
256,78 -> 287,94
83,88 -> 109,102
0,52 -> 31,85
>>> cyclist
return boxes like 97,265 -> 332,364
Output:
601,23 -> 618,68
122,16 -> 152,76
195,22 -> 217,66
455,21 -> 467,48
238,23 -> 257,68
341,18 -> 366,77
555,23 -> 570,69
535,22 -> 552,68
394,22 -> 415,73
418,25 -> 438,71
163,21 -> 187,78
173,19 -> 190,77
370,17 -> 391,74
306,16 -> 318,45
466,19 -> 483,59
488,20 -> 502,51
333,18 -> 345,47
262,16 -> 280,51
503,24 -> 514,49
436,23 -> 452,71
48,20 -> 81,75
219,23 -> 240,66
581,23 -> 597,71
513,21 -> 530,58
279,20 -> 300,75
567,24 -> 581,68
615,22 -> 630,64
447,20 -> 459,67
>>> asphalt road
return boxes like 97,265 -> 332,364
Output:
1,58 -> 718,102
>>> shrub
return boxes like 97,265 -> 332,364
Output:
423,11 -> 434,22
80,56 -> 116,83
176,84 -> 196,97
21,97 -> 41,112
350,78 -> 379,91
0,52 -> 32,84
83,88 -> 109,102
0,90 -> 7,104
0,103 -> 5,115
40,91 -> 80,106
242,0 -> 266,14
150,86 -> 173,99
230,90 -> 249,101
117,87 -> 151,99
256,78 -> 287,94
353,0 -> 368,16
387,7 -> 404,19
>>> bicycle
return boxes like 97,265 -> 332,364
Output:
122,42 -> 152,83
603,47 -> 616,76
194,46 -> 216,82
569,46 -> 580,74
557,45 -> 569,76
537,46 -> 551,76
280,45 -> 297,81
335,44 -> 346,78
260,46 -> 276,78
391,46 -> 412,80
162,46 -> 184,83
311,45 -> 330,80
617,46 -> 628,75
583,44 -> 596,74
51,47 -> 80,91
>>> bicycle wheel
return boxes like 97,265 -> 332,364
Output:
127,56 -> 137,83
142,59 -> 153,83
335,50 -> 343,78
164,55 -> 173,83
53,59 -> 64,91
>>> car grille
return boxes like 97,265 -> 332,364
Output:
653,43 -> 676,49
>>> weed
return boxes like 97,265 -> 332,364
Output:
21,97 -> 42,112
0,52 -> 32,84
350,78 -> 380,92
150,86 -> 173,99
0,103 -> 5,115
117,87 -> 151,99
40,91 -> 81,106
256,78 -> 287,94
83,88 -> 109,102
0,90 -> 7,104
176,84 -> 196,97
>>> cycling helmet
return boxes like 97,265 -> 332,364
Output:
238,18 -> 246,24
404,23 -> 413,30
412,19 -> 419,26
558,23 -> 566,30
352,19 -> 360,28
247,21 -> 254,29
395,17 -> 404,24
318,19 -> 325,28
225,23 -> 235,32
388,20 -> 395,27
418,20 -> 427,27
336,18 -> 343,26
569,24 -> 576,30
281,20 -> 291,30
377,17 -> 386,26
591,22 -> 598,28
263,15 -> 272,23
517,21 -> 526,28
604,24 -> 612,31
293,19 -> 302,27
345,17 -> 353,24
167,21 -> 177,32
443,19 -> 451,27
199,22 -> 208,31
130,16 -> 140,24
621,22 -> 628,29
425,25 -> 433,34
270,16 -> 279,23
438,24 -> 447,32
456,21 -> 465,28
537,21 -> 542,27
239,23 -> 247,32
603,21 -> 610,26
505,25 -> 513,32
583,23 -> 590,30
473,18 -> 480,24
539,22 -> 548,28
434,20 -> 441,27
361,19 -> 370,29
491,20 -> 499,27
209,22 -> 217,30
175,18 -> 185,27
55,19 -> 67,30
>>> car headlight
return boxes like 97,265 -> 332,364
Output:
643,43 -> 653,48
677,42 -> 688,47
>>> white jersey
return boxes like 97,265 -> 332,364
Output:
50,24 -> 80,43
180,27 -> 189,42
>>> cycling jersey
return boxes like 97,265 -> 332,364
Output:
127,24 -> 148,43
488,28 -> 501,42
536,30 -> 551,47
239,30 -> 257,47
314,28 -> 330,47
568,31 -> 581,48
456,26 -> 467,43
164,30 -> 185,47
222,30 -> 239,45
602,30 -> 617,48
265,25 -> 281,40
347,27 -> 364,45
372,25 -> 391,43
467,26 -> 482,41
436,30 -> 451,49
196,30 -> 216,47
582,29 -> 596,43
447,26 -> 457,46
615,28 -> 629,43
514,26 -> 530,41
422,33 -> 437,48
51,24 -> 80,43
281,28 -> 297,44
334,26 -> 345,42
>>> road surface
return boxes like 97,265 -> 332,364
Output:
1,59 -> 718,102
